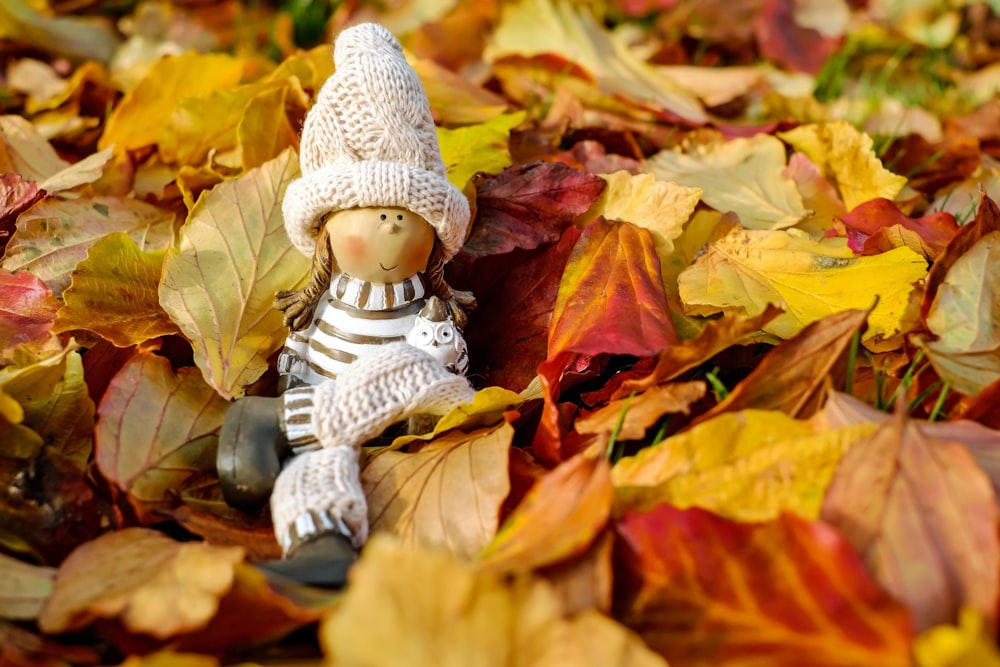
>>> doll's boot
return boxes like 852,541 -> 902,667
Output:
256,509 -> 358,587
217,396 -> 289,509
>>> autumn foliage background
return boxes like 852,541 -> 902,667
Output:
2,0 -> 1000,664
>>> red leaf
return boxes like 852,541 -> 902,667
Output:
548,218 -> 676,359
0,173 -> 43,256
461,161 -> 605,258
614,505 -> 914,666
459,225 -> 582,390
841,198 -> 959,259
754,0 -> 842,75
0,270 -> 61,363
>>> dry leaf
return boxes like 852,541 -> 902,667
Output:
437,112 -> 525,193
363,424 -> 512,560
778,121 -> 907,210
678,227 -> 926,346
914,607 -> 1000,667
646,134 -> 811,229
0,553 -> 54,621
158,149 -> 309,399
575,381 -> 705,440
615,505 -> 914,667
95,352 -> 228,518
0,270 -> 61,366
53,232 -> 179,347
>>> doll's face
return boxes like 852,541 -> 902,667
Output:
324,207 -> 435,284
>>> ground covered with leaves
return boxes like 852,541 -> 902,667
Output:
2,0 -> 1000,665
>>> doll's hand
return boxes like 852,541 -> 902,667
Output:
274,289 -> 316,331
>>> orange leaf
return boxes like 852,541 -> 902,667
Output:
549,218 -> 676,359
477,448 -> 612,573
842,198 -> 958,260
576,381 -> 705,440
693,308 -> 870,423
614,506 -> 914,666
95,352 -> 228,519
821,404 -> 1000,632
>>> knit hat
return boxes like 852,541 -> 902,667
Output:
283,23 -> 470,261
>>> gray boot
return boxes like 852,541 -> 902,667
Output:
216,396 -> 289,509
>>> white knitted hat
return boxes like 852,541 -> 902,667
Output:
283,23 -> 470,260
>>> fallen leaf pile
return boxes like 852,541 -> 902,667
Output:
2,0 -> 1000,664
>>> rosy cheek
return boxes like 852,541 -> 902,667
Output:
344,235 -> 368,264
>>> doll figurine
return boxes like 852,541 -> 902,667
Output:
217,23 -> 475,587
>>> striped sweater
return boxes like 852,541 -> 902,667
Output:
277,272 -> 427,450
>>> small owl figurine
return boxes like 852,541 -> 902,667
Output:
406,296 -> 469,375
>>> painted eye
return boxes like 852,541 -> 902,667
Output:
420,329 -> 432,342
380,214 -> 387,220
396,214 -> 403,221
439,328 -> 453,341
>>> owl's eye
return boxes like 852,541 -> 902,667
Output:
439,328 -> 453,341
419,329 -> 432,342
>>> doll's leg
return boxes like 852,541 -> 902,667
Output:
259,444 -> 364,587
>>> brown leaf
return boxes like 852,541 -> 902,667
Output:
922,193 -> 1000,321
614,305 -> 782,399
362,424 -> 512,561
38,528 -> 244,637
537,528 -> 613,616
462,161 -> 605,259
694,308 -> 869,424
0,621 -> 100,667
821,404 -> 1000,632
95,352 -> 228,519
575,381 -> 705,440
614,505 -> 915,666
477,448 -> 612,573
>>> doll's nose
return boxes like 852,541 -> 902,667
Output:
380,220 -> 401,233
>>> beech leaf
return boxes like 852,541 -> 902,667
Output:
477,449 -> 613,573
678,227 -> 926,346
158,149 -> 310,399
323,535 -> 666,667
99,52 -> 246,153
438,111 -> 526,193
842,198 -> 958,260
0,270 -> 62,366
613,409 -> 876,521
53,232 -> 179,347
821,407 -> 1000,632
463,161 -> 605,258
917,232 -> 1000,397
615,506 -> 914,666
1,196 -> 175,296
95,352 -> 228,517
549,218 -> 676,358
778,121 -> 907,210
645,134 -> 811,230
362,424 -> 512,560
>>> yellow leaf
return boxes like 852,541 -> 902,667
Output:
118,653 -> 220,667
54,232 -> 178,347
486,0 -> 706,124
0,0 -> 119,64
321,535 -> 667,667
0,114 -> 69,183
778,121 -> 907,210
409,53 -> 510,125
388,385 -> 524,450
237,84 -> 300,170
437,111 -> 525,193
581,171 -> 701,261
99,51 -> 245,153
645,134 -> 811,229
678,227 -> 927,345
0,552 -> 54,621
158,149 -> 310,399
362,424 -> 512,561
915,607 -> 1000,667
612,409 -> 877,522
264,44 -> 334,91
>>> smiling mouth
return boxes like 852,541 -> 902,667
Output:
380,263 -> 398,271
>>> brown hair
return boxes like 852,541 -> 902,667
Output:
275,225 -> 474,332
